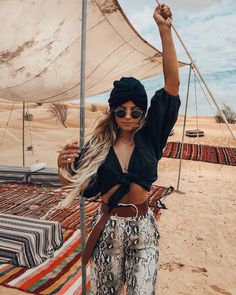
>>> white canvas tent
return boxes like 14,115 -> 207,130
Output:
0,0 -> 186,103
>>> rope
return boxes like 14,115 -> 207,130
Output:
192,67 -> 229,140
155,0 -> 235,141
176,64 -> 192,191
193,68 -> 202,177
193,69 -> 199,134
192,67 -> 215,115
0,102 -> 15,146
26,103 -> 34,153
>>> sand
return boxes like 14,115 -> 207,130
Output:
0,100 -> 235,295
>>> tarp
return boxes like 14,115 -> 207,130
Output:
0,0 -> 186,103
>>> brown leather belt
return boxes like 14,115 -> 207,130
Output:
82,200 -> 149,265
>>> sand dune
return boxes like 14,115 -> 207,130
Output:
0,101 -> 235,294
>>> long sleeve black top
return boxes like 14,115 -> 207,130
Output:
74,88 -> 181,208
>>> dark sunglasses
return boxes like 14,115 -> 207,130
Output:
113,109 -> 143,119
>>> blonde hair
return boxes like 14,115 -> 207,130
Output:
58,111 -> 146,208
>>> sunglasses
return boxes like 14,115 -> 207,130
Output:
113,108 -> 143,119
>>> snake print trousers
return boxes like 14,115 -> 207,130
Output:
90,207 -> 160,295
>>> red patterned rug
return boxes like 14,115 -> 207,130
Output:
0,183 -> 64,218
163,142 -> 236,166
0,182 -> 172,227
0,182 -> 173,294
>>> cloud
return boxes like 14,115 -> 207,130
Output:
86,1 -> 236,115
117,0 -> 236,115
175,7 -> 236,74
164,0 -> 224,11
119,0 -> 225,13
128,6 -> 154,35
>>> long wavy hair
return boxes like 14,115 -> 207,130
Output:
58,110 -> 146,207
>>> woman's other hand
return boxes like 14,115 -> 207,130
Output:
153,3 -> 172,28
57,141 -> 80,168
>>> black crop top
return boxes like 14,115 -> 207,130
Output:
73,88 -> 181,208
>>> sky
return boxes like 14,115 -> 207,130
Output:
86,0 -> 236,116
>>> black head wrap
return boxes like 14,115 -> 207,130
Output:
108,77 -> 148,113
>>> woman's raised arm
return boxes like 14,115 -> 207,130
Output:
153,4 -> 180,96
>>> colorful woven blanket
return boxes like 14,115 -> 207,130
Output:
0,229 -> 86,294
163,142 -> 236,166
0,182 -> 171,225
0,214 -> 63,268
0,182 -> 172,294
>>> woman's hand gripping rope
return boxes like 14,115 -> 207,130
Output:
153,3 -> 173,28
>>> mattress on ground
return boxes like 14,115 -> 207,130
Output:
0,165 -> 61,185
0,213 -> 63,268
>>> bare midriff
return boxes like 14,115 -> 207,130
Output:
101,182 -> 149,205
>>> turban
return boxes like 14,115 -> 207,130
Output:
108,77 -> 148,113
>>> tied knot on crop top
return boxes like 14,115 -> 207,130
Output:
116,172 -> 141,186
107,172 -> 141,208
72,88 -> 181,209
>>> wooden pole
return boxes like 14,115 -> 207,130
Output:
80,0 -> 88,293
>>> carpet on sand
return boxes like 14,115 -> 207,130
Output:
163,142 -> 236,166
0,182 -> 172,294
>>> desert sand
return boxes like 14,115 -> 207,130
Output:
0,100 -> 235,295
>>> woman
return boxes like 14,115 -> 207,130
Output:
58,4 -> 180,294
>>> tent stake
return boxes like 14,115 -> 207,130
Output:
80,0 -> 88,294
155,0 -> 236,141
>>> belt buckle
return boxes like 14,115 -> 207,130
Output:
117,203 -> 139,218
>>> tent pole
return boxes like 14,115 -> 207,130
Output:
176,64 -> 192,192
80,0 -> 88,294
155,0 -> 236,141
22,101 -> 25,166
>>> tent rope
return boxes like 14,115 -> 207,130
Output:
193,68 -> 202,177
26,103 -> 34,153
193,69 -> 199,134
176,63 -> 192,191
0,102 -> 15,146
155,0 -> 235,141
192,66 -> 229,140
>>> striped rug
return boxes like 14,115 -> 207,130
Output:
0,214 -> 63,268
0,183 -> 65,218
0,183 -> 171,294
163,142 -> 236,166
0,229 -> 90,294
